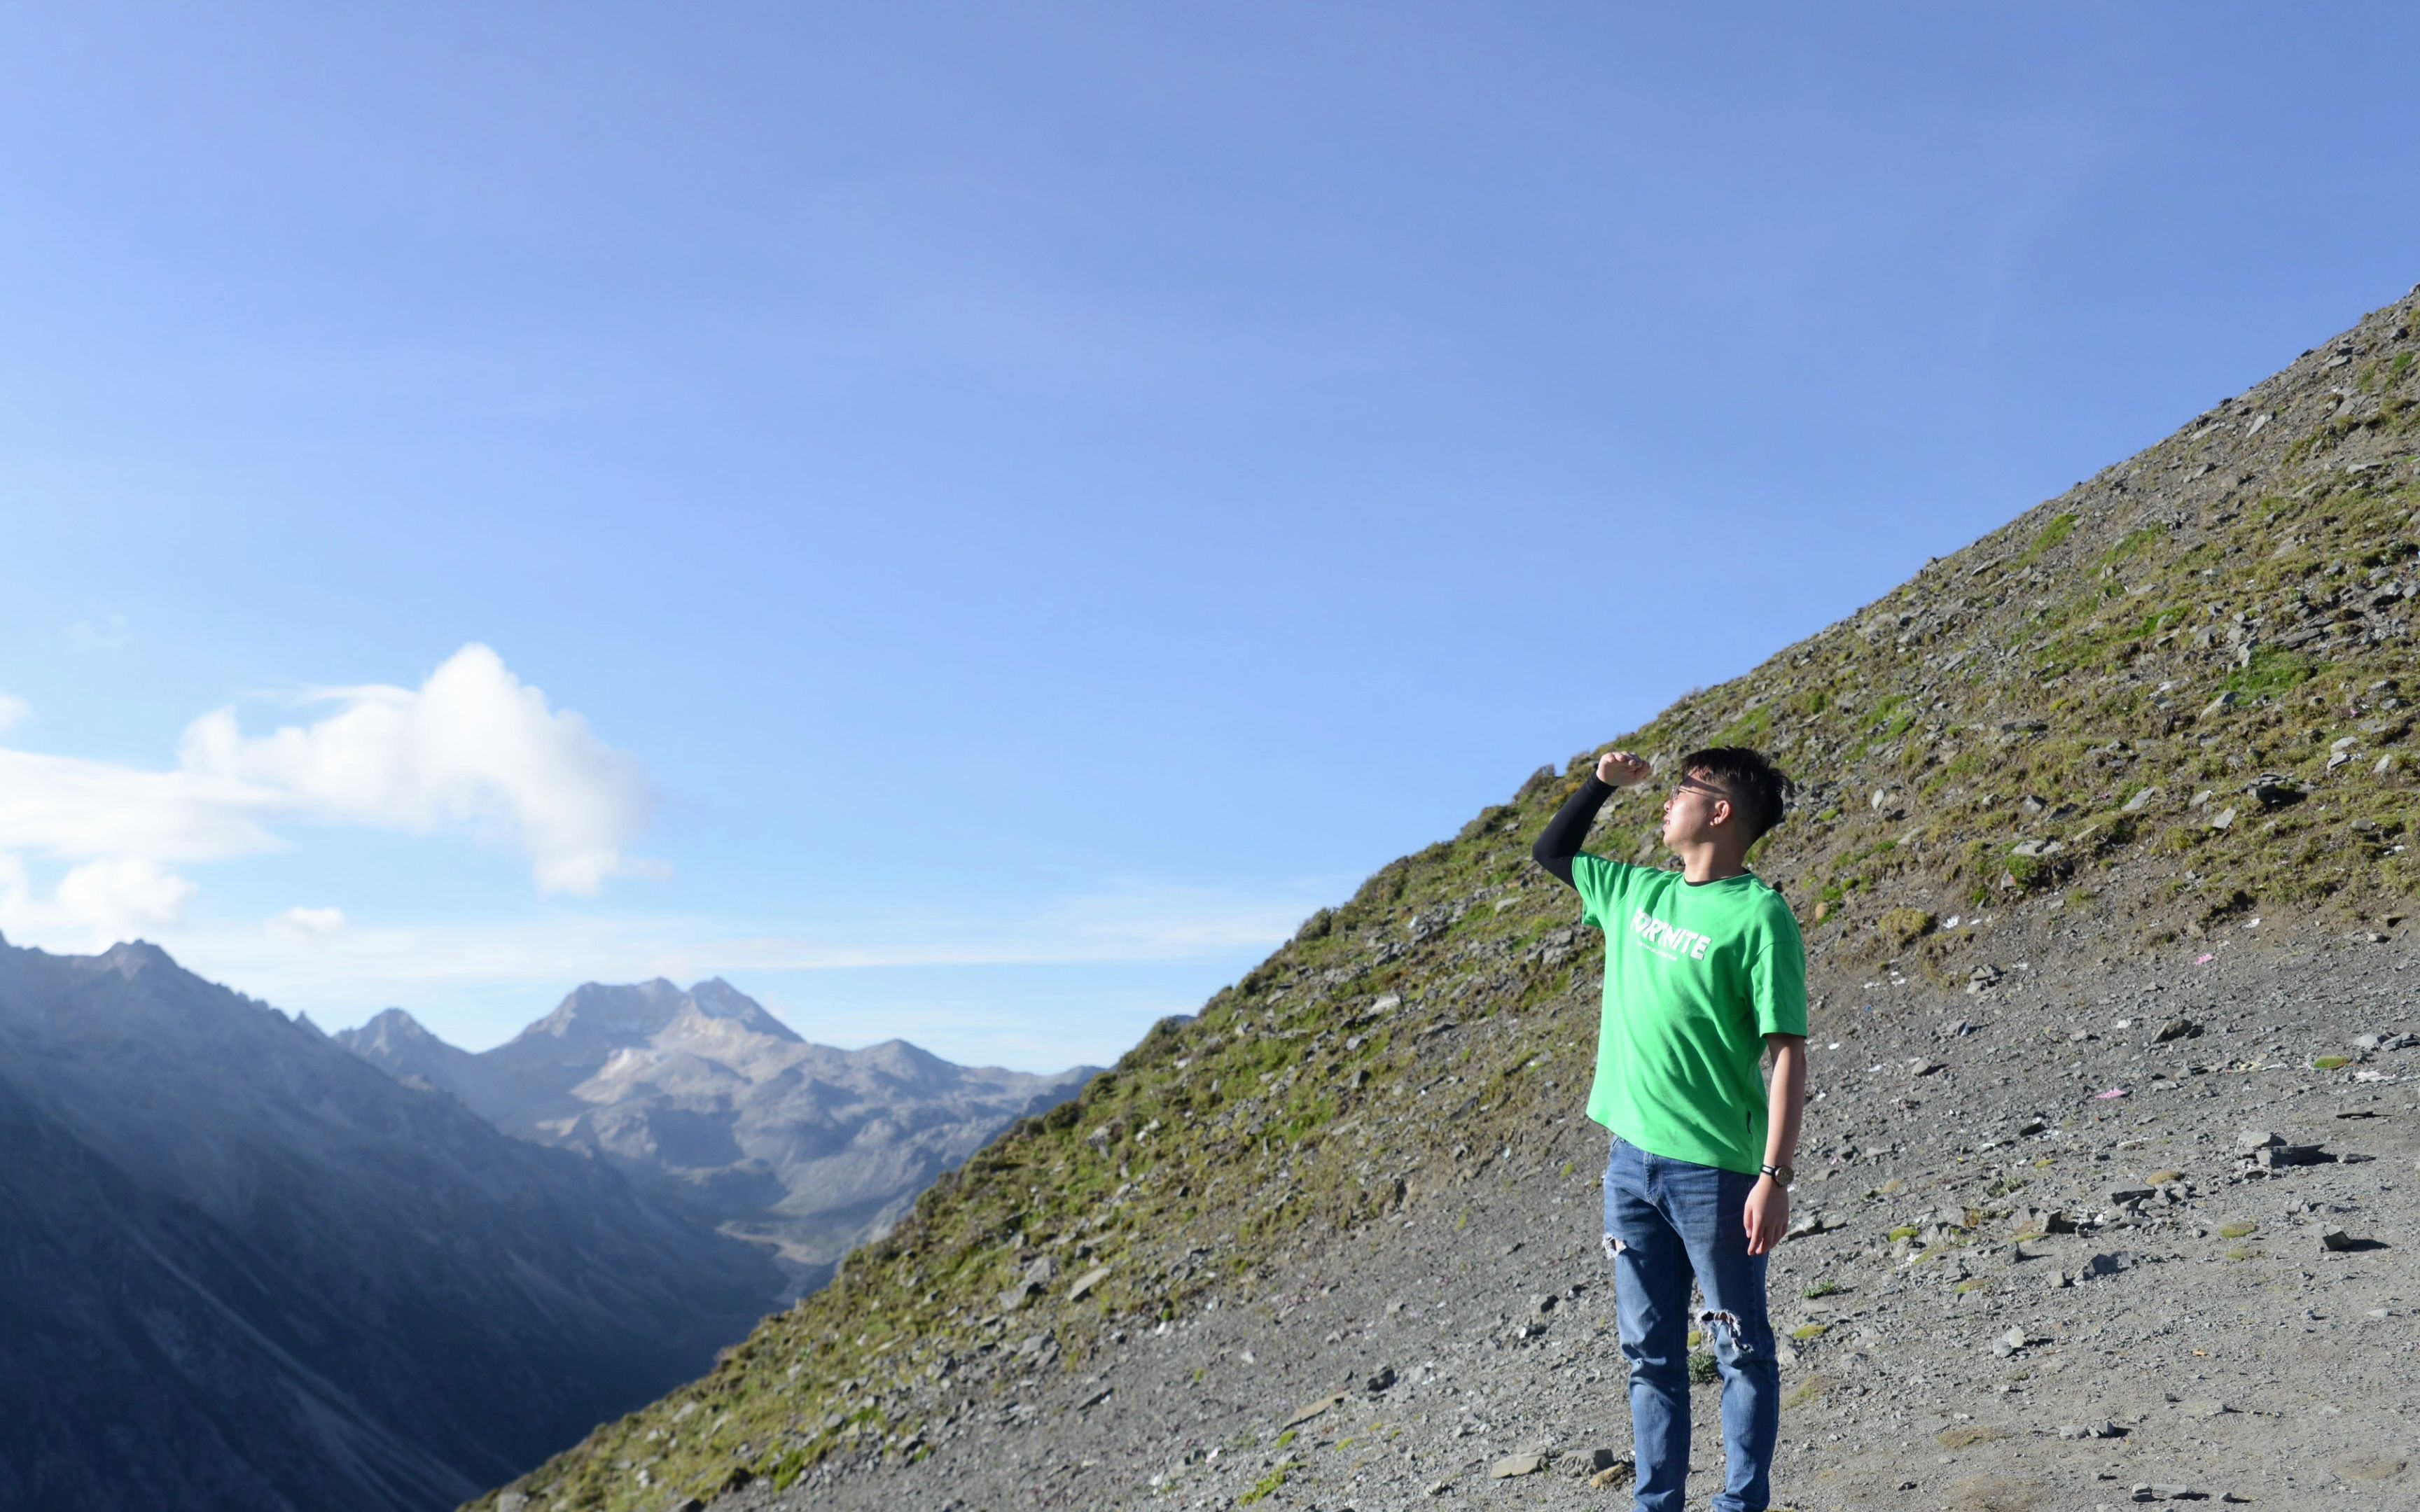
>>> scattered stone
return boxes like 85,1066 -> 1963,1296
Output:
1968,965 -> 2003,994
2335,1453 -> 2409,1483
2059,1420 -> 2124,1440
1066,1265 -> 1112,1301
2206,806 -> 2237,830
1783,1213 -> 1846,1241
2247,774 -> 2304,808
1282,1392 -> 1346,1429
2123,786 -> 2162,812
1365,1365 -> 1397,1394
2319,1229 -> 2367,1252
2237,1129 -> 2285,1154
1490,1451 -> 1547,1478
2017,1116 -> 2050,1137
2253,1144 -> 2331,1170
2154,1017 -> 2202,1043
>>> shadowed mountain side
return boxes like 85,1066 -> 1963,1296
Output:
466,288 -> 2420,1512
338,981 -> 1097,1289
0,937 -> 786,1512
0,1072 -> 473,1512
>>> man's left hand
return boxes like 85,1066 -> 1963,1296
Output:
1744,1175 -> 1789,1256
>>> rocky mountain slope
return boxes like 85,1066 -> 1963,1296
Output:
469,288 -> 2420,1512
0,937 -> 785,1512
338,979 -> 1095,1293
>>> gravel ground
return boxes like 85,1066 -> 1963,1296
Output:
701,925 -> 2419,1512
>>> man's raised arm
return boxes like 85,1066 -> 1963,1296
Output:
1531,750 -> 1651,886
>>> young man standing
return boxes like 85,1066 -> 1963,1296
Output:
1533,746 -> 1807,1512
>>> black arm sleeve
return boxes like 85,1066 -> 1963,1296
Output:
1531,775 -> 1615,888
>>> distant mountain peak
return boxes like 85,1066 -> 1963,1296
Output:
679,979 -> 803,1042
361,1005 -> 433,1037
98,939 -> 175,976
338,973 -> 1097,1290
515,979 -> 688,1045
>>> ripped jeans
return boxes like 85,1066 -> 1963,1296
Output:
1603,1133 -> 1778,1512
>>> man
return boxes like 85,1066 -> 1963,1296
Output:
1533,746 -> 1807,1512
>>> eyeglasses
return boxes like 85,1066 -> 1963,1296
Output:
1671,780 -> 1732,804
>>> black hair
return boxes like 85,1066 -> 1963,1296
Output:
1678,746 -> 1793,846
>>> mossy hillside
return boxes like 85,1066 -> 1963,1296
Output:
470,292 -> 2420,1511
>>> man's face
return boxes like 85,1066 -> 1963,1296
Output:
1660,769 -> 1734,848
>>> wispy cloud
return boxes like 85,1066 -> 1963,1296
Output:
0,694 -> 29,735
126,878 -> 1332,1032
268,905 -> 348,940
67,613 -> 134,654
0,645 -> 655,939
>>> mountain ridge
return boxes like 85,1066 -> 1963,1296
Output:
337,979 -> 1097,1290
0,932 -> 786,1512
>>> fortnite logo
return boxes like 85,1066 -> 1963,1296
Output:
1629,906 -> 1712,962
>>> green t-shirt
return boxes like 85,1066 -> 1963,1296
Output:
1570,855 -> 1807,1175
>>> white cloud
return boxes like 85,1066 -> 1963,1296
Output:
269,905 -> 347,939
0,644 -> 653,895
56,858 -> 198,935
0,694 -> 29,734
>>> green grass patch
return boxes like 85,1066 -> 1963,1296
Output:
2226,644 -> 2312,696
1239,1461 -> 1302,1505
2218,1222 -> 2258,1240
2017,512 -> 2079,565
1783,1375 -> 1835,1410
2101,524 -> 2168,566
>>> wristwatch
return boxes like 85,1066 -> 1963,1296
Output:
1760,1163 -> 1794,1185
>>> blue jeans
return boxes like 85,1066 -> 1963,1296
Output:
1603,1134 -> 1779,1512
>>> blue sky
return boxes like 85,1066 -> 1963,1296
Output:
4,4 -> 2417,1068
